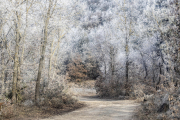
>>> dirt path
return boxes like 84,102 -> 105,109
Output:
40,96 -> 139,120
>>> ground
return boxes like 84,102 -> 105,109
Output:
2,80 -> 139,120
38,81 -> 140,120
39,96 -> 139,120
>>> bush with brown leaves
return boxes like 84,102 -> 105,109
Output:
95,76 -> 134,98
0,102 -> 17,119
40,87 -> 78,109
134,82 -> 180,120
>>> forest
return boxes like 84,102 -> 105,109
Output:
0,0 -> 180,120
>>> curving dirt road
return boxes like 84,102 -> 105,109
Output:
40,96 -> 139,120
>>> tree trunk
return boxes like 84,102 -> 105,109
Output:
152,59 -> 156,88
46,39 -> 54,91
156,62 -> 163,90
35,29 -> 48,104
110,46 -> 115,81
47,30 -> 64,89
12,20 -> 20,104
104,60 -> 106,77
140,53 -> 148,80
125,58 -> 129,82
125,34 -> 129,96
35,3 -> 51,104
1,40 -> 5,97
125,38 -> 129,84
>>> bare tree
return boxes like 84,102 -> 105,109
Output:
12,11 -> 22,104
0,11 -> 5,97
35,0 -> 57,104
0,33 -> 5,98
116,0 -> 136,95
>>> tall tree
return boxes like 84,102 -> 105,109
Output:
35,0 -> 57,104
12,11 -> 21,104
116,0 -> 136,95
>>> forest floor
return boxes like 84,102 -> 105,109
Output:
39,96 -> 139,120
3,81 -> 139,120
39,80 -> 140,120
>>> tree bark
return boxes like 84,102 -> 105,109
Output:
152,58 -> 156,88
46,39 -> 54,91
125,32 -> 129,96
0,11 -> 5,98
12,19 -> 20,104
1,40 -> 5,97
140,52 -> 148,80
35,1 -> 51,104
125,36 -> 129,84
110,46 -> 115,81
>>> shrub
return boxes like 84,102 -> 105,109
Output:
67,55 -> 87,82
1,102 -> 17,119
134,82 -> 180,120
5,84 -> 27,103
133,83 -> 156,100
95,76 -> 133,98
40,87 -> 78,109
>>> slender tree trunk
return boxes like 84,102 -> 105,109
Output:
46,39 -> 54,91
18,0 -> 29,84
156,62 -> 163,90
176,0 -> 180,67
125,37 -> 129,84
104,60 -> 106,77
35,31 -> 47,104
35,29 -> 48,104
48,34 -> 62,88
140,53 -> 148,80
143,61 -> 148,80
173,0 -> 180,87
51,30 -> 66,82
125,59 -> 129,83
35,3 -> 51,104
1,40 -> 5,97
125,30 -> 129,96
12,20 -> 20,104
152,58 -> 156,88
110,46 -> 115,81
0,14 -> 4,98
